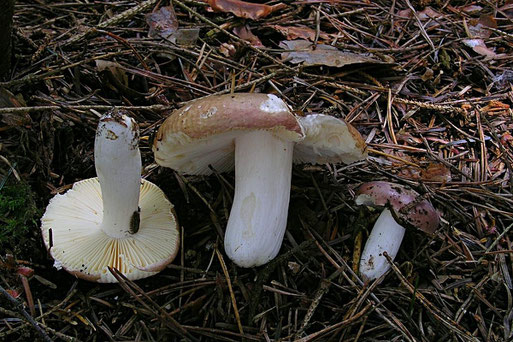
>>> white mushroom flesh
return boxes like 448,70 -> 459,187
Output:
224,130 -> 294,267
359,208 -> 406,281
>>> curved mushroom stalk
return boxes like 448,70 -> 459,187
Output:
224,130 -> 294,267
359,208 -> 406,281
95,112 -> 142,238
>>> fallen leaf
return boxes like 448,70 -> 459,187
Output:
501,131 -> 513,146
96,60 -> 128,89
0,88 -> 31,127
462,38 -> 497,59
480,100 -> 510,115
467,14 -> 497,39
208,0 -> 287,20
173,28 -> 200,46
280,40 -> 387,67
269,24 -> 329,41
146,6 -> 199,46
146,6 -> 178,41
397,7 -> 443,20
233,25 -> 263,47
456,5 -> 483,14
219,42 -> 236,57
421,163 -> 452,183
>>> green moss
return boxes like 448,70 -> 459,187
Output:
0,182 -> 40,252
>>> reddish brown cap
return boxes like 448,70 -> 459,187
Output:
355,181 -> 439,234
153,93 -> 304,174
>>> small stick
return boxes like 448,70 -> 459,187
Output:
64,0 -> 160,45
0,284 -> 52,342
215,248 -> 245,336
384,252 -> 479,342
0,104 -> 172,114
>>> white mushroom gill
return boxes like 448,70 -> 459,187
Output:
224,130 -> 294,267
359,208 -> 406,281
95,113 -> 142,238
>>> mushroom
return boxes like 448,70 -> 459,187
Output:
355,181 -> 439,281
153,93 -> 367,267
41,110 -> 179,283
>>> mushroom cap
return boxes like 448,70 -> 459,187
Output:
355,181 -> 439,234
153,93 -> 304,175
294,114 -> 367,164
153,94 -> 368,174
41,178 -> 179,283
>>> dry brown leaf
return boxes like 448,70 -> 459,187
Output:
462,39 -> 497,59
397,7 -> 443,20
480,100 -> 510,115
269,24 -> 329,41
219,43 -> 236,57
146,6 -> 199,46
208,0 -> 287,20
468,14 -> 497,39
146,6 -> 179,40
421,163 -> 452,183
96,60 -> 128,89
0,88 -> 31,127
233,25 -> 263,47
456,5 -> 483,14
280,40 -> 387,67
501,131 -> 513,146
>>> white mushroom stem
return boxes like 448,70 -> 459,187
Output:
224,130 -> 294,267
95,113 -> 142,238
359,208 -> 406,280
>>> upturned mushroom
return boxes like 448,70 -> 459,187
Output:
41,110 -> 179,283
153,93 -> 367,267
355,181 -> 439,281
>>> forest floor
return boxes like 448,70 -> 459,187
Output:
1,0 -> 513,341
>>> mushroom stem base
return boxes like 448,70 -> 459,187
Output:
224,130 -> 294,267
359,208 -> 406,281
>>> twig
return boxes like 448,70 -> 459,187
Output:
477,222 -> 513,264
0,284 -> 53,342
215,248 -> 245,336
108,267 -> 198,342
394,98 -> 466,114
0,104 -> 172,114
0,51 -> 123,88
63,0 -> 160,45
294,266 -> 346,338
404,0 -> 435,51
384,252 -> 480,342
295,303 -> 372,342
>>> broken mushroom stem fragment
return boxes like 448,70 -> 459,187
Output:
41,110 -> 179,283
153,93 -> 367,268
355,181 -> 440,281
